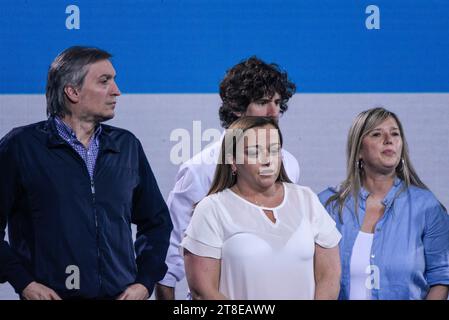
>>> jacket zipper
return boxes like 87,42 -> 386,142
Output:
59,139 -> 103,295
91,177 -> 102,293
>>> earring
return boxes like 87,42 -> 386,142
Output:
357,159 -> 364,170
397,158 -> 405,172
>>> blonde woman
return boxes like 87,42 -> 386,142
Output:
319,107 -> 449,300
182,117 -> 341,300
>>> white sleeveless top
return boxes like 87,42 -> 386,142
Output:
181,183 -> 341,300
349,231 -> 374,300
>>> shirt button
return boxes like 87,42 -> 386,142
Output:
371,254 -> 375,259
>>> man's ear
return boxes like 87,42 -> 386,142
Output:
64,85 -> 80,103
233,111 -> 243,117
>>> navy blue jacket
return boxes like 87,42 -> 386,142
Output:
0,118 -> 172,299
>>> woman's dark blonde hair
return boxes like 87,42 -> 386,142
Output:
207,116 -> 292,196
325,107 -> 427,221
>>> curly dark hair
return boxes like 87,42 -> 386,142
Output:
218,56 -> 296,128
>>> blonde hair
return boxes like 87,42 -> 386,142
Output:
207,116 -> 292,196
326,107 -> 427,220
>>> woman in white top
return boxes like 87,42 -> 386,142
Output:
182,116 -> 341,300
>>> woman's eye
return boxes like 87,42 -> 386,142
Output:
246,150 -> 258,157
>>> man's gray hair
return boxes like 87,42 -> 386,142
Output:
46,46 -> 112,117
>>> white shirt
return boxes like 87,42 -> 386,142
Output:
349,231 -> 374,300
159,139 -> 300,287
181,183 -> 341,299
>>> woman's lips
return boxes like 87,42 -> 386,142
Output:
382,150 -> 396,156
259,168 -> 275,176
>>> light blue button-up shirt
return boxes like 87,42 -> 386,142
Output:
319,178 -> 449,299
54,116 -> 101,179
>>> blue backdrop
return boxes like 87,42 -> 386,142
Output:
1,0 -> 449,94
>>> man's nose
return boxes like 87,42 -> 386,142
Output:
111,81 -> 121,96
266,102 -> 279,117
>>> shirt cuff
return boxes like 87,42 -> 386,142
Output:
315,227 -> 342,249
158,274 -> 177,287
181,236 -> 221,259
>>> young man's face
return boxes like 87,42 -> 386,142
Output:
245,92 -> 281,120
72,59 -> 121,122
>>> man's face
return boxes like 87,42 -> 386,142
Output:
245,92 -> 281,120
73,59 -> 121,122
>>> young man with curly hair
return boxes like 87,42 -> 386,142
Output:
155,57 -> 300,299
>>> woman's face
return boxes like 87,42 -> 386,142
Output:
233,124 -> 282,190
359,116 -> 403,175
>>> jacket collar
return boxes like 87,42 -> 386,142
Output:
98,125 -> 120,153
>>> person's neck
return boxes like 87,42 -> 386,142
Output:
60,115 -> 97,148
362,170 -> 396,200
233,180 -> 278,199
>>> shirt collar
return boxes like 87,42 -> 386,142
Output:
359,177 -> 403,206
54,116 -> 102,145
382,177 -> 403,208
